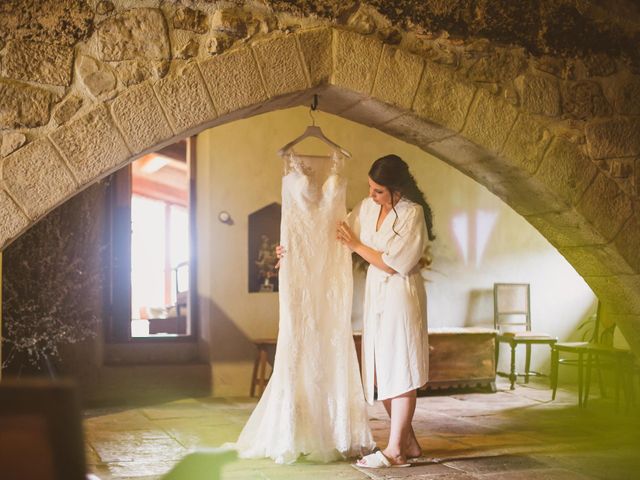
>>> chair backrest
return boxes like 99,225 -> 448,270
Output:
584,301 -> 612,344
493,283 -> 531,332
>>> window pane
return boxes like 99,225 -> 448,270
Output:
169,205 -> 189,304
131,195 -> 166,321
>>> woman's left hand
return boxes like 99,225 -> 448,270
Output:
337,221 -> 360,251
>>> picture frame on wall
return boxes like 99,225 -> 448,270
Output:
248,203 -> 281,293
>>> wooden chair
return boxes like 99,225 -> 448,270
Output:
551,302 -> 635,410
494,283 -> 557,390
551,303 -> 604,407
582,346 -> 635,411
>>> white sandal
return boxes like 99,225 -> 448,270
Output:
355,450 -> 410,468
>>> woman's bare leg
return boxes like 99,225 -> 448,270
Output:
381,390 -> 417,464
383,398 -> 421,458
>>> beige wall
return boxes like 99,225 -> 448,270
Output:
197,106 -> 599,396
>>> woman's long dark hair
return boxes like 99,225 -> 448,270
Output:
368,154 -> 435,241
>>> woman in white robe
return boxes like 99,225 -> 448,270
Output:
337,154 -> 434,468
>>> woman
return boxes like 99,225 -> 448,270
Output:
337,154 -> 435,468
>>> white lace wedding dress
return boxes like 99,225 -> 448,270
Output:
233,151 -> 374,464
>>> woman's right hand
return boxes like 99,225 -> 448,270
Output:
275,245 -> 286,269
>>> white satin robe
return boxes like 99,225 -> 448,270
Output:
349,197 -> 429,404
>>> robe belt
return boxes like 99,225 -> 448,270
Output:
368,263 -> 422,315
368,265 -> 391,315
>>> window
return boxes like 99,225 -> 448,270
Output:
106,137 -> 197,342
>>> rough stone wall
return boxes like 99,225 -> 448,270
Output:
0,0 -> 639,352
1,180 -> 106,378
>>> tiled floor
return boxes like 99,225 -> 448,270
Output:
84,378 -> 640,480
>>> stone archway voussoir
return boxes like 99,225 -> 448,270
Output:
585,275 -> 640,315
411,61 -> 476,134
575,172 -> 634,243
1,138 -> 77,220
153,62 -> 217,135
252,34 -> 310,98
532,137 -> 598,209
110,81 -> 175,155
371,44 -> 424,111
614,211 -> 640,273
296,27 -> 333,87
500,113 -> 552,177
0,190 -> 30,247
198,48 -> 268,117
491,135 -> 600,218
558,244 -> 636,278
332,29 -> 383,97
524,209 -> 612,248
49,104 -> 131,186
462,88 -> 518,155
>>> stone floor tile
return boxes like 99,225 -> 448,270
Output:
353,463 -> 479,480
415,435 -> 472,453
443,455 -> 546,474
452,432 -> 543,449
105,460 -> 177,478
478,467 -> 596,479
374,462 -> 462,478
90,436 -> 186,463
414,419 -> 497,436
85,410 -> 156,431
530,451 -> 640,480
141,405 -> 212,420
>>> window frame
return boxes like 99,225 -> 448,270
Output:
105,136 -> 198,343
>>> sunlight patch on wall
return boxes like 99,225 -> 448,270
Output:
452,210 -> 499,267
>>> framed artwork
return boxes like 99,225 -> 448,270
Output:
248,203 -> 281,293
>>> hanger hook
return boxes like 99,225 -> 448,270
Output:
309,94 -> 318,126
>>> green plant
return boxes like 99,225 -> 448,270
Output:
576,310 -> 615,345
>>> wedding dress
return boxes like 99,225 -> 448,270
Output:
233,151 -> 374,464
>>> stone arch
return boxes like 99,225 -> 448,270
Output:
1,6 -> 639,351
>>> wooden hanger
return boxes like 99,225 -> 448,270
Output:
277,95 -> 352,158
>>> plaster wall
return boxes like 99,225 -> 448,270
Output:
197,106 -> 598,395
